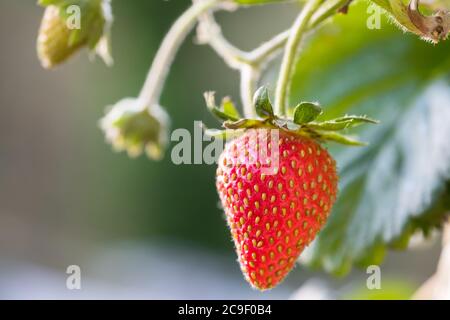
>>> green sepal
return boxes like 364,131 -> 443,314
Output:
204,128 -> 246,140
223,118 -> 266,130
204,91 -> 378,146
306,115 -> 379,131
272,118 -> 301,131
293,101 -> 323,124
315,131 -> 368,146
253,86 -> 274,119
204,92 -> 241,122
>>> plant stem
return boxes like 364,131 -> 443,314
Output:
240,65 -> 260,117
248,0 -> 350,64
197,8 -> 260,117
196,9 -> 252,69
248,30 -> 290,65
196,0 -> 346,118
274,0 -> 323,116
309,0 -> 350,28
138,0 -> 221,109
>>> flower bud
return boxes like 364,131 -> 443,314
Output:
100,98 -> 170,160
37,0 -> 113,68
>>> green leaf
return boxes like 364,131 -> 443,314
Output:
293,101 -> 323,124
253,86 -> 274,119
288,1 -> 450,274
204,92 -> 241,122
222,97 -> 241,120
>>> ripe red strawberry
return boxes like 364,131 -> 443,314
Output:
216,130 -> 338,290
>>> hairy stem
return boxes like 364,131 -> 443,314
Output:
248,0 -> 350,65
248,30 -> 290,65
240,65 -> 260,117
196,0 -> 346,118
196,10 -> 286,117
309,0 -> 350,28
197,7 -> 260,117
138,0 -> 221,108
197,9 -> 251,69
274,0 -> 323,116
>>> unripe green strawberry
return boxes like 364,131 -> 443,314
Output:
37,0 -> 112,69
37,5 -> 85,68
100,98 -> 170,160
216,130 -> 338,290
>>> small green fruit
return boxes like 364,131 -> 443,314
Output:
37,0 -> 113,68
100,98 -> 170,160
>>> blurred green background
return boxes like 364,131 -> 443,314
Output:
0,0 -> 444,299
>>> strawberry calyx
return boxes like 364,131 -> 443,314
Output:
204,86 -> 379,146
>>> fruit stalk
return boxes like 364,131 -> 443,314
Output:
197,0 -> 351,118
240,65 -> 260,118
275,0 -> 324,116
138,0 -> 221,110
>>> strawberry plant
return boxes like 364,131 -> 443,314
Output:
36,0 -> 450,294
